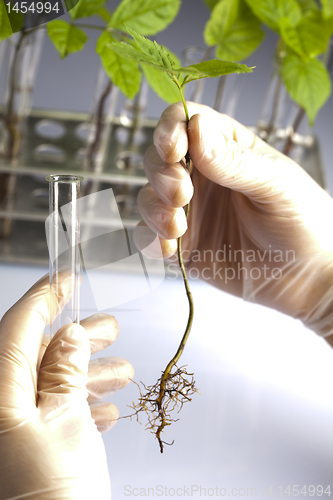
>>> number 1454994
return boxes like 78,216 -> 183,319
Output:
278,485 -> 331,496
6,2 -> 60,14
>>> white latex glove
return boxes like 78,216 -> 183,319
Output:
0,274 -> 134,500
137,102 -> 333,345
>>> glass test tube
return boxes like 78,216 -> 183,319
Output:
46,174 -> 83,338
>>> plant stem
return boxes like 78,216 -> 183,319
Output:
174,78 -> 190,122
0,30 -> 30,238
283,106 -> 305,156
3,31 -> 27,159
259,40 -> 283,139
82,78 -> 113,197
266,72 -> 282,136
87,79 -> 113,167
156,88 -> 194,451
156,163 -> 193,391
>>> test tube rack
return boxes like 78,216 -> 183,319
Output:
0,108 -> 164,273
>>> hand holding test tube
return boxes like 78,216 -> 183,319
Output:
0,174 -> 134,498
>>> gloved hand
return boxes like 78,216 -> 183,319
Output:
137,102 -> 333,344
0,273 -> 134,500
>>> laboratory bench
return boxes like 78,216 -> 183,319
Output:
0,262 -> 332,499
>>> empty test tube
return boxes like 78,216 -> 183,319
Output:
46,174 -> 83,338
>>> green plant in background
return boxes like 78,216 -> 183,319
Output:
203,0 -> 333,129
46,0 -> 182,102
0,0 -> 185,177
0,4 -> 36,221
0,0 -> 181,106
108,27 -> 253,453
45,0 -> 183,173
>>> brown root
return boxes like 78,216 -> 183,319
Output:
123,365 -> 199,453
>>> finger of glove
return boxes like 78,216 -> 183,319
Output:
37,334 -> 50,373
87,356 -> 134,403
153,102 -> 217,163
38,323 -> 90,412
80,314 -> 119,355
0,273 -> 74,413
37,314 -> 120,370
153,101 -> 276,167
90,401 -> 119,433
137,183 -> 187,240
133,220 -> 178,259
144,144 -> 193,208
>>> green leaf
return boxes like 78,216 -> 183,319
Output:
96,30 -> 113,55
320,0 -> 333,18
244,0 -> 280,30
109,0 -> 181,35
47,21 -> 88,58
204,0 -> 238,40
142,48 -> 181,103
125,26 -> 175,68
64,0 -> 80,11
0,2 -> 13,40
0,2 -> 24,39
180,59 -> 253,84
279,10 -> 331,59
326,14 -> 333,33
277,0 -> 302,25
107,39 -> 166,71
108,26 -> 178,82
204,0 -> 221,8
282,52 -> 331,125
204,0 -> 264,62
69,0 -> 107,20
7,5 -> 24,33
142,64 -> 180,103
98,7 -> 111,23
215,20 -> 264,61
244,0 -> 302,32
297,0 -> 319,13
100,38 -> 142,99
